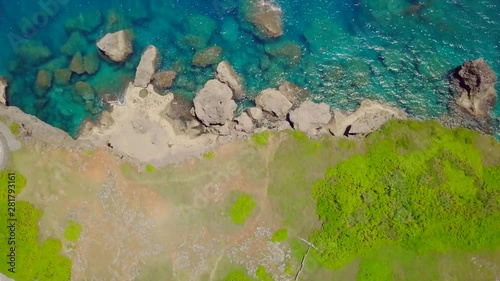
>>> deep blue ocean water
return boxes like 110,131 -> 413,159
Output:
0,0 -> 499,138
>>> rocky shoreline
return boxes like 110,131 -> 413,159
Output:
0,32 -> 498,169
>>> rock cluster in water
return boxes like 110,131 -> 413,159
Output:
451,58 -> 497,118
96,30 -> 134,63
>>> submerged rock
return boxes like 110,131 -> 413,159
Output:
35,70 -> 52,92
96,30 -> 133,63
245,0 -> 283,38
54,69 -> 72,86
70,52 -> 85,75
451,58 -> 497,117
74,81 -> 95,101
181,15 -> 217,50
328,99 -> 407,137
152,71 -> 177,91
278,81 -> 312,108
0,77 -> 7,105
265,41 -> 302,64
134,46 -> 159,88
255,88 -> 292,118
193,79 -> 237,125
289,101 -> 331,136
192,46 -> 222,68
65,11 -> 103,34
105,10 -> 132,33
216,61 -> 245,100
15,41 -> 52,66
83,52 -> 100,75
61,31 -> 89,57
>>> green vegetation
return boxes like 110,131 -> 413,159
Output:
251,130 -> 271,146
0,171 -> 71,280
356,258 -> 392,281
255,266 -> 274,281
9,122 -> 21,135
310,120 -> 500,275
64,220 -> 82,242
86,151 -> 93,156
271,228 -> 288,243
219,269 -> 255,281
229,193 -> 256,225
145,164 -> 156,172
203,151 -> 215,159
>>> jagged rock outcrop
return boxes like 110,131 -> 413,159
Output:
328,99 -> 407,137
247,0 -> 283,38
278,81 -> 311,108
193,79 -> 237,126
0,76 -> 8,105
451,58 -> 497,117
255,88 -> 292,118
134,45 -> 159,88
234,112 -> 254,133
96,30 -> 133,63
248,107 -> 263,121
216,61 -> 245,100
289,101 -> 331,136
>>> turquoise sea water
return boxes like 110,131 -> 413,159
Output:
0,0 -> 499,138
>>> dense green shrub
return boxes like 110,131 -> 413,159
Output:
271,228 -> 288,243
64,220 -> 82,242
229,193 -> 256,225
311,121 -> 500,270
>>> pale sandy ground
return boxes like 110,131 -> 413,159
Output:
78,84 -> 219,167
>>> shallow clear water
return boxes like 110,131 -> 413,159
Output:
0,0 -> 499,138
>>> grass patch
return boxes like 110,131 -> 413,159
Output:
228,193 -> 256,225
0,171 -> 71,280
64,220 -> 82,242
252,130 -> 271,146
145,164 -> 155,173
218,269 -> 255,281
271,228 -> 288,243
9,122 -> 21,135
256,266 -> 274,281
86,151 -> 93,156
203,151 -> 215,159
